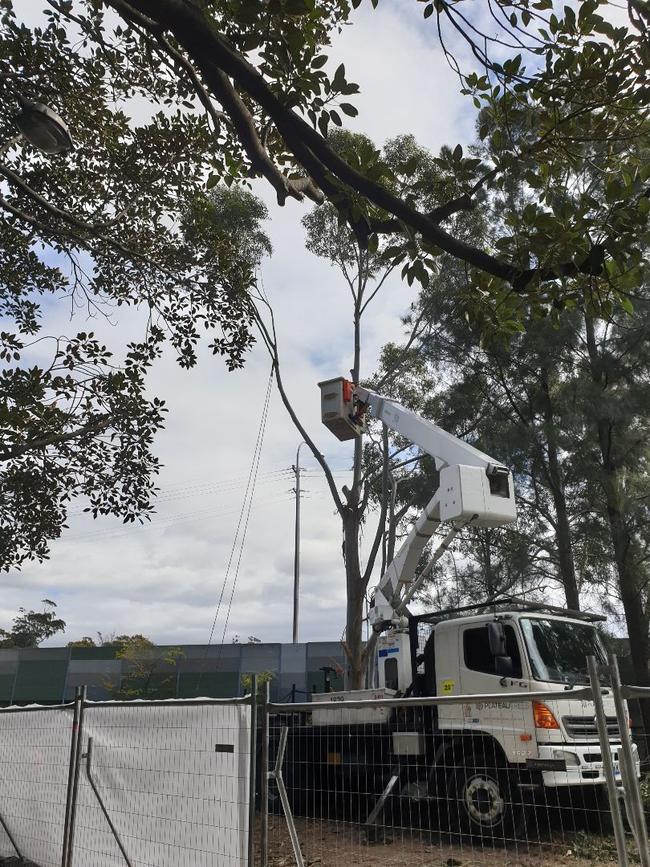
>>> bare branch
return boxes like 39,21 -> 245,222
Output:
250,298 -> 345,516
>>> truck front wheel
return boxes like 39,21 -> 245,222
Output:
447,751 -> 529,844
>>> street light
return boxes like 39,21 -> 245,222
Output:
13,95 -> 73,155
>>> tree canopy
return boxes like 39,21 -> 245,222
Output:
371,119 -> 650,720
1,0 -> 648,568
0,598 -> 65,647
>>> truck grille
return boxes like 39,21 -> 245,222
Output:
562,715 -> 619,740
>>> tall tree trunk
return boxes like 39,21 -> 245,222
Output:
539,367 -> 580,610
343,304 -> 367,689
343,506 -> 366,688
584,316 -> 650,730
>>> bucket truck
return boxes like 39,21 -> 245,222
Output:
280,378 -> 638,840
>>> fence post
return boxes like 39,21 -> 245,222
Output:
609,653 -> 650,867
260,680 -> 270,867
61,686 -> 81,867
248,674 -> 258,867
65,684 -> 86,867
587,656 -> 629,867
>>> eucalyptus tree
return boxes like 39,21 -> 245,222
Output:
374,155 -> 650,725
255,131 -> 421,688
575,301 -> 650,711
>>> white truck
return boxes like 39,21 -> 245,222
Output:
284,378 -> 638,839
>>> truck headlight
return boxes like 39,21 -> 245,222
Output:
552,749 -> 580,766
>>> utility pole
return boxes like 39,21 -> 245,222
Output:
292,442 -> 307,643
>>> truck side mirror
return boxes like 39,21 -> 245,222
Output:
487,621 -> 507,657
495,655 -> 514,678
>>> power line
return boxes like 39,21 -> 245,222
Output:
65,468 -> 294,516
217,371 -> 273,656
61,496 -> 292,543
205,369 -> 273,654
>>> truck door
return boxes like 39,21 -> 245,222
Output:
458,623 -> 536,763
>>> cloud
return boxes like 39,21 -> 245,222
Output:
6,1 -> 472,649
332,1 -> 474,149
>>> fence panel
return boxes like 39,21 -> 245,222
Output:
69,700 -> 250,867
265,689 -> 636,867
0,698 -> 251,867
0,705 -> 72,866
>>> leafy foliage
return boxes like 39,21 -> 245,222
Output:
11,0 -> 647,304
0,6 -> 277,568
0,0 -> 648,571
371,122 -> 650,719
103,635 -> 184,701
1,331 -> 167,568
0,599 -> 65,647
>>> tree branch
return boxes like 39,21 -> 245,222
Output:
114,0 -> 531,285
115,0 -> 323,205
0,413 -> 112,462
251,298 -> 345,516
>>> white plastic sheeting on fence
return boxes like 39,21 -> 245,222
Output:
0,699 -> 250,867
0,705 -> 70,865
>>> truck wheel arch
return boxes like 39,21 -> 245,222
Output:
432,731 -> 509,782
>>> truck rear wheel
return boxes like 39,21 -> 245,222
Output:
447,750 -> 529,844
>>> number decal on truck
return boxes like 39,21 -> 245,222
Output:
442,679 -> 455,694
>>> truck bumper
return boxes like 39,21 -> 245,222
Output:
537,742 -> 640,788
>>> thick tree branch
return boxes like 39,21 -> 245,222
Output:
371,192 -> 477,234
115,0 -> 322,206
0,413 -> 112,462
206,67 -> 324,206
115,0 -> 526,283
117,0 -> 623,291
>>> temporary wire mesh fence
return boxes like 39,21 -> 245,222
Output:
1,663 -> 648,867
262,665 -> 650,867
0,694 -> 252,867
0,704 -> 72,866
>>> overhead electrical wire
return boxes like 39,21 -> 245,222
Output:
64,467 -> 294,517
63,471 -> 346,543
216,372 -> 273,659
205,368 -> 274,656
62,496 -> 292,543
65,466 -> 351,521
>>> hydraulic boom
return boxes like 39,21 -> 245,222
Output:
318,378 -> 517,631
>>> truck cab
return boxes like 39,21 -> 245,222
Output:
376,604 -> 638,793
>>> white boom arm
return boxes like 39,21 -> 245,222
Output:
318,378 -> 517,631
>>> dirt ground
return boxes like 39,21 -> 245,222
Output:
265,815 -> 632,866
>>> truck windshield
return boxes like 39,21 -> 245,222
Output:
520,617 -> 607,685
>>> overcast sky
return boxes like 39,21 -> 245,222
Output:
6,1 -> 620,649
